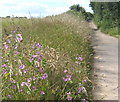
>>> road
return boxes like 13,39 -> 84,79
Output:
89,22 -> 118,100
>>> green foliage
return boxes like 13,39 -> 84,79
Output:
90,2 -> 119,37
69,4 -> 94,21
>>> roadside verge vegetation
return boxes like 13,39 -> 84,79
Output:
2,8 -> 94,101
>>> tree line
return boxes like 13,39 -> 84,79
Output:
90,2 -> 119,36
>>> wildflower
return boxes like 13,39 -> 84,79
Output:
36,51 -> 41,54
40,73 -> 48,80
13,85 -> 17,90
32,86 -> 36,90
64,70 -> 67,73
63,74 -> 72,82
4,44 -> 8,49
68,96 -> 72,101
81,99 -> 86,102
78,87 -> 82,93
83,80 -> 87,83
67,92 -> 71,95
39,68 -> 44,72
16,51 -> 20,54
36,43 -> 41,48
27,78 -> 31,83
76,56 -> 83,61
40,91 -> 45,95
27,82 -> 31,87
3,69 -> 7,74
21,82 -> 26,86
16,34 -> 23,42
32,76 -> 36,80
2,64 -> 7,67
10,80 -> 16,83
79,57 -> 83,61
18,88 -> 23,92
23,69 -> 27,73
7,39 -> 11,43
8,95 -> 11,99
32,55 -> 38,58
14,45 -> 18,49
78,87 -> 87,94
19,64 -> 25,69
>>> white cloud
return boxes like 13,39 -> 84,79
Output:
0,0 -> 92,17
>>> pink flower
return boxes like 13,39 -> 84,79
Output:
64,70 -> 67,73
4,44 -> 8,49
23,69 -> 27,73
8,95 -> 11,99
32,86 -> 36,90
40,73 -> 48,80
27,78 -> 31,83
16,34 -> 23,42
68,96 -> 72,101
19,64 -> 25,69
67,92 -> 71,95
2,64 -> 7,67
10,80 -> 16,83
40,91 -> 45,95
36,43 -> 41,48
39,68 -> 44,72
21,82 -> 26,86
32,76 -> 36,80
7,39 -> 11,43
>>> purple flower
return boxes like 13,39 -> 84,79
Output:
18,88 -> 23,92
63,74 -> 72,82
27,78 -> 31,83
14,45 -> 18,49
13,85 -> 17,90
27,82 -> 31,86
67,92 -> 71,95
10,80 -> 16,83
2,64 -> 7,67
32,76 -> 36,80
8,95 -> 11,99
78,87 -> 83,93
81,99 -> 86,102
3,69 -> 7,74
32,55 -> 38,58
76,57 -> 84,61
39,68 -> 44,72
40,73 -> 48,80
21,82 -> 26,86
23,69 -> 27,73
16,34 -> 23,42
64,70 -> 67,73
68,96 -> 72,101
7,39 -> 11,43
36,43 -> 41,48
19,64 -> 25,69
16,51 -> 20,54
32,86 -> 36,90
78,87 -> 86,93
40,91 -> 45,95
4,44 -> 8,49
36,51 -> 41,54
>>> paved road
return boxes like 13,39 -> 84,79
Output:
89,22 -> 118,100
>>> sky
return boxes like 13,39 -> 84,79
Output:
0,0 -> 93,18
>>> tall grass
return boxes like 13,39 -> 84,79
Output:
2,13 -> 93,101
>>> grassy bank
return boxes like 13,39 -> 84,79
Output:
2,13 -> 93,101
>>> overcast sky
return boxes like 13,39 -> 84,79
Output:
0,0 -> 93,17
